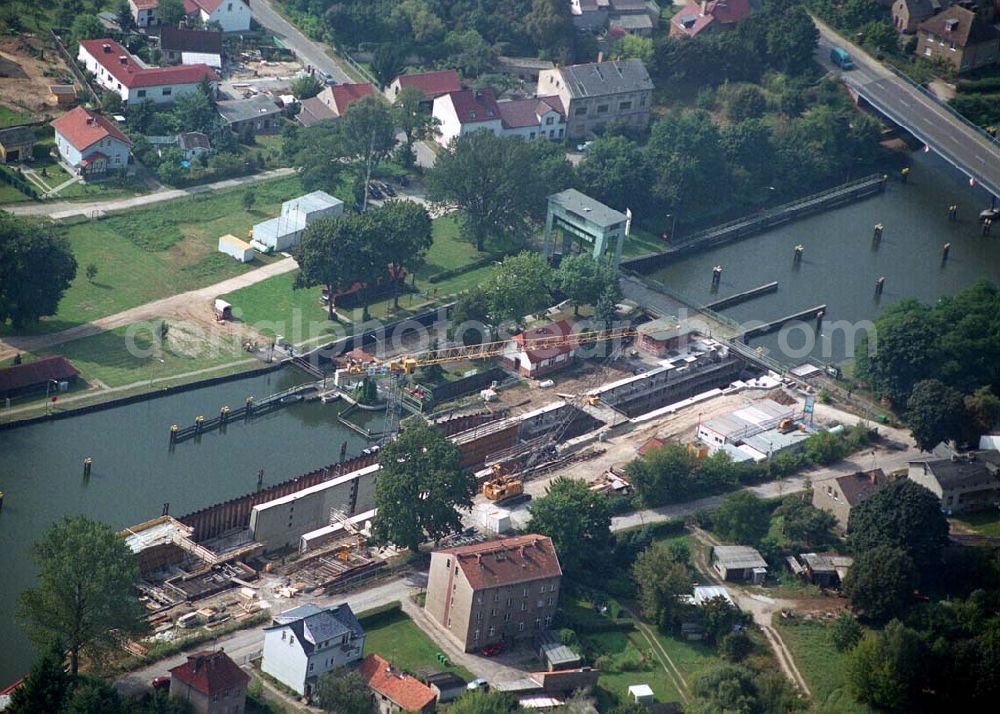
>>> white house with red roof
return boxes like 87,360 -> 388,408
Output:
670,0 -> 752,38
502,319 -> 577,378
387,69 -> 462,102
496,95 -> 566,140
432,88 -> 503,145
184,0 -> 252,32
51,106 -> 132,179
129,0 -> 160,28
358,654 -> 437,713
78,38 -> 219,105
297,82 -> 375,127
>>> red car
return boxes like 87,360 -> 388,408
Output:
151,676 -> 170,692
482,642 -> 503,657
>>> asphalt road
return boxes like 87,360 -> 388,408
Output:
249,0 -> 353,84
813,17 -> 1000,199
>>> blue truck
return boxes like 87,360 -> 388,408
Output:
830,46 -> 854,70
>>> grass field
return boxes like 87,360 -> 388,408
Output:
586,628 -> 686,708
775,618 -> 874,714
0,104 -> 32,129
362,609 -> 474,681
1,175 -> 305,337
951,510 -> 1000,537
46,322 -> 255,388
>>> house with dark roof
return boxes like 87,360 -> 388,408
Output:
178,131 -> 211,160
0,125 -> 35,164
216,95 -> 283,134
77,38 -> 219,105
261,602 -> 365,697
908,451 -> 1000,513
916,5 -> 1000,72
387,69 -> 462,103
51,106 -> 132,179
671,0 -> 752,38
425,534 -> 563,652
537,59 -> 654,139
571,0 -> 611,30
893,0 -> 952,34
358,654 -> 437,713
496,96 -> 566,140
812,468 -> 890,530
168,649 -> 249,714
183,0 -> 252,33
297,82 -> 375,127
502,319 -> 577,378
160,27 -> 223,68
0,356 -> 79,400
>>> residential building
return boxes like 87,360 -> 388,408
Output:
908,451 -> 1000,513
537,59 -> 654,139
297,82 -> 375,127
543,188 -> 630,265
250,190 -> 343,253
636,316 -> 694,357
216,95 -> 283,134
496,96 -> 566,140
386,69 -> 462,103
48,84 -> 77,106
358,654 -> 437,713
178,131 -> 211,160
608,0 -> 661,35
571,0 -> 611,30
432,88 -> 503,145
0,355 -> 79,400
671,0 -> 752,38
51,106 -> 132,179
812,468 -> 889,530
711,545 -> 767,583
916,6 -> 1000,73
129,0 -> 159,28
160,27 -> 223,69
425,534 -> 563,652
184,0 -> 252,33
893,0 -> 952,33
0,126 -> 35,164
78,38 -> 219,105
502,320 -> 577,378
168,649 -> 249,714
261,603 -> 366,698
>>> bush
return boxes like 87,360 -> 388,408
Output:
355,600 -> 402,628
831,612 -> 863,652
594,654 -> 613,671
721,631 -> 754,662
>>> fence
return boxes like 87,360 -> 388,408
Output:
49,29 -> 101,109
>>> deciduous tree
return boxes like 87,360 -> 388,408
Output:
906,378 -> 964,451
376,200 -> 433,308
290,74 -> 323,100
555,254 -> 620,316
847,620 -> 926,711
448,689 -> 525,714
371,423 -> 475,552
842,545 -> 918,623
16,516 -> 147,676
575,136 -> 651,215
5,644 -> 72,714
315,669 -> 371,714
633,543 -> 692,630
712,491 -> 770,546
0,213 -> 77,329
483,251 -> 553,323
528,476 -> 612,575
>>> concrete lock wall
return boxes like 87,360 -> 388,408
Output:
249,464 -> 379,552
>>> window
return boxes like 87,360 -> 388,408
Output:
558,128 -> 564,137
535,618 -> 542,629
640,95 -> 647,107
530,132 -> 536,139
522,587 -> 529,596
536,599 -> 544,609
137,89 -> 146,98
476,611 -> 483,621
162,88 -> 172,96
490,608 -> 496,617
228,2 -> 232,8
504,613 -> 512,622
619,101 -> 632,111
489,626 -> 496,637
544,615 -> 552,627
518,622 -> 525,632
520,601 -> 527,611
446,558 -> 451,568
547,597 -> 554,606
597,104 -> 608,114
473,628 -> 480,641
506,598 -> 511,607
924,47 -> 933,57
545,116 -> 554,125
574,106 -> 587,116
539,584 -> 546,593
308,663 -> 314,672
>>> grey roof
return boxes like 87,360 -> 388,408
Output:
217,95 -> 282,125
548,188 -> 628,228
914,451 -> 1000,489
178,131 -> 211,151
610,14 -> 654,29
556,59 -> 654,99
425,671 -> 467,689
535,631 -> 583,667
284,190 -> 342,215
265,603 -> 364,656
638,316 -> 683,340
713,545 -> 767,570
0,125 -> 35,146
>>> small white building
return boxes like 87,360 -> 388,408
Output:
218,234 -> 254,262
261,603 -> 366,698
78,38 -> 218,106
628,684 -> 654,705
129,0 -> 159,28
183,0 -> 252,33
178,131 -> 211,160
51,106 -> 132,179
251,190 -> 343,253
433,88 -> 504,146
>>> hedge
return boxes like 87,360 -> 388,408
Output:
355,600 -> 404,628
958,76 -> 1000,94
427,253 -> 504,284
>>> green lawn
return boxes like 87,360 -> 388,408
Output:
0,104 -> 32,129
585,628 -> 687,709
951,510 -> 1000,537
775,619 -> 874,714
0,181 -> 33,203
46,322 -> 255,388
362,609 -> 474,681
621,227 -> 672,258
2,175 -> 304,337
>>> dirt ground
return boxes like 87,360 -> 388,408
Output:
0,35 -> 75,120
497,359 -> 635,415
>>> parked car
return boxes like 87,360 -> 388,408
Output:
321,71 -> 337,85
151,676 -> 170,692
482,641 -> 503,656
380,181 -> 396,197
397,175 -> 410,187
576,141 -> 593,152
367,183 -> 383,199
468,677 -> 491,690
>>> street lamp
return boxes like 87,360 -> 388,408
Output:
45,379 -> 59,414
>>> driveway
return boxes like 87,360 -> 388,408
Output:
249,0 -> 354,84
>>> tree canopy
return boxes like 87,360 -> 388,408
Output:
712,491 -> 771,546
842,545 -> 918,623
528,476 -> 612,575
846,620 -> 926,711
555,254 -> 622,316
483,251 -> 554,323
0,213 -> 77,329
448,689 -> 525,714
906,378 -> 965,451
315,668 -> 371,714
17,516 -> 147,675
633,542 -> 693,630
371,423 -> 475,552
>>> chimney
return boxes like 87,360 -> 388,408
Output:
701,0 -> 708,15
86,117 -> 95,125
869,470 -> 877,484
596,51 -> 604,63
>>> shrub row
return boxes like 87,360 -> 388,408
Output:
0,165 -> 39,199
355,600 -> 403,628
427,252 -> 504,284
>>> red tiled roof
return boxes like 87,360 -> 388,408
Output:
169,650 -> 249,696
51,107 -> 132,152
918,6 -> 1000,47
79,151 -> 109,165
79,39 -> 219,89
395,70 -> 462,99
638,437 -> 666,456
439,534 -> 563,590
0,356 -> 79,395
834,469 -> 889,506
447,88 -> 501,124
673,0 -> 751,36
496,95 -> 563,129
185,0 -> 225,12
358,654 -> 436,711
329,82 -> 375,114
131,0 -> 159,9
512,319 -> 576,362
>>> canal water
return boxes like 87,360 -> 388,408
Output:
0,369 -> 375,683
651,151 -> 1000,364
